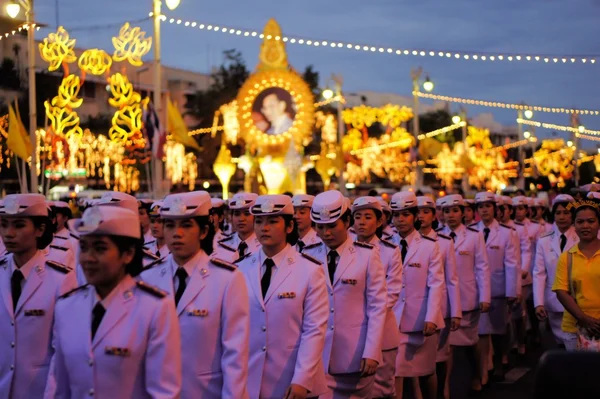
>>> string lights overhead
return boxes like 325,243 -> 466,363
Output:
517,118 -> 600,136
417,121 -> 465,140
159,14 -> 599,66
0,23 -> 40,40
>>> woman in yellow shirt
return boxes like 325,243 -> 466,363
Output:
552,193 -> 600,350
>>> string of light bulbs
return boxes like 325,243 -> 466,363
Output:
158,14 -> 599,66
417,121 -> 465,140
576,132 -> 600,143
415,92 -> 600,116
0,23 -> 40,40
516,118 -> 600,136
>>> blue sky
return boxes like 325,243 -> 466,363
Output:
35,0 -> 600,136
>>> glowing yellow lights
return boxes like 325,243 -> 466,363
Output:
524,109 -> 533,119
38,26 -> 77,72
44,75 -> 84,139
579,125 -> 586,133
342,104 -> 413,130
112,23 -> 153,67
213,144 -> 237,199
523,131 -> 531,139
417,122 -> 465,140
5,2 -> 20,19
107,73 -> 141,108
165,0 -> 181,10
163,15 -> 598,65
322,88 -> 334,100
202,181 -> 210,189
422,76 -> 434,92
452,115 -> 461,124
517,118 -> 600,136
416,92 -> 600,116
567,140 -> 574,147
106,72 -> 145,143
78,49 -> 113,75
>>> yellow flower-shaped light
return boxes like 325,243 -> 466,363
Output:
112,23 -> 152,67
78,49 -> 113,76
39,27 -> 77,72
50,75 -> 83,109
109,105 -> 143,143
44,104 -> 83,139
108,73 -> 140,108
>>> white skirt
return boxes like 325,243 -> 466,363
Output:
479,298 -> 509,335
450,311 -> 480,346
395,331 -> 440,377
436,321 -> 452,362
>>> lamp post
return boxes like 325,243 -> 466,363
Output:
411,67 -> 434,188
455,108 -> 469,193
325,74 -> 347,196
7,0 -> 36,193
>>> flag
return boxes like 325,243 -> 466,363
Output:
142,100 -> 166,158
7,101 -> 32,161
166,96 -> 202,152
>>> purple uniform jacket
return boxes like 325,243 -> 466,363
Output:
238,245 -> 329,399
393,230 -> 445,332
0,251 -> 76,399
212,233 -> 261,263
441,224 -> 491,311
429,229 -> 462,320
471,220 -> 520,299
52,275 -> 181,399
140,251 -> 250,399
302,239 -> 387,375
533,226 -> 579,312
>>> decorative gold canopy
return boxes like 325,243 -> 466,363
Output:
257,18 -> 288,71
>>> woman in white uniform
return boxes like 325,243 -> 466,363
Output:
52,205 -> 182,398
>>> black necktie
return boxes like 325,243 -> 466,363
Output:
238,241 -> 248,258
297,240 -> 305,252
11,269 -> 24,311
560,234 -> 567,252
156,249 -> 161,258
174,268 -> 188,305
262,259 -> 275,298
327,250 -> 339,284
483,227 -> 490,243
400,239 -> 408,263
91,303 -> 106,340
450,232 -> 457,242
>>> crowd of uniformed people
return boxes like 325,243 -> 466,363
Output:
0,183 -> 599,398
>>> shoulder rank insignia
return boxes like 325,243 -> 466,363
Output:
380,239 -> 398,249
421,234 -> 436,242
141,257 -> 165,272
218,242 -> 236,252
50,244 -> 69,252
499,223 -> 514,230
302,242 -> 323,251
210,257 -> 237,271
54,235 -> 68,240
301,252 -> 322,265
437,233 -> 451,240
0,257 -> 6,266
341,278 -> 358,285
219,235 -> 235,243
46,260 -> 72,274
233,252 -> 252,264
69,232 -> 80,240
59,284 -> 89,299
143,249 -> 159,260
435,227 -> 444,232
353,241 -> 374,249
514,221 -> 524,226
467,226 -> 479,233
278,292 -> 296,299
136,281 -> 167,298
531,220 -> 539,224
540,230 -> 554,239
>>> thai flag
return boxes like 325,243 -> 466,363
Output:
142,101 -> 166,158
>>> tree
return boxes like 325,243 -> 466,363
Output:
302,65 -> 320,102
0,58 -> 20,90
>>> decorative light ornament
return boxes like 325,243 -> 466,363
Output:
213,144 -> 236,199
523,131 -> 531,139
38,27 -> 77,72
452,115 -> 461,124
259,156 -> 287,194
322,88 -> 334,100
579,125 -> 586,133
524,109 -> 533,119
422,76 -> 434,92
5,2 -> 20,19
165,0 -> 181,10
78,49 -> 113,75
112,23 -> 152,67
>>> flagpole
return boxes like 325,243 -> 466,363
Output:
14,155 -> 23,193
152,0 -> 164,198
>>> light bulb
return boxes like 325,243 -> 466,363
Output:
452,115 -> 461,124
422,76 -> 434,92
578,125 -> 585,133
523,131 -> 531,139
567,140 -> 573,147
322,88 -> 334,100
165,0 -> 181,10
6,2 -> 20,19
524,109 -> 533,119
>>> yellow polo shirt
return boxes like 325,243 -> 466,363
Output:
553,244 -> 600,333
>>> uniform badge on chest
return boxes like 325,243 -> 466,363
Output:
105,347 -> 131,357
490,245 -> 500,250
278,292 -> 296,299
459,251 -> 470,256
341,278 -> 358,285
24,309 -> 45,316
187,309 -> 209,317
408,263 -> 421,268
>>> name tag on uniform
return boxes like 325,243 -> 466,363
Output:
459,251 -> 470,256
408,263 -> 421,268
278,292 -> 296,299
187,309 -> 209,317
105,347 -> 131,357
490,245 -> 500,250
24,309 -> 45,317
341,279 -> 358,285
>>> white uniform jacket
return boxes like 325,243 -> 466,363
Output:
212,233 -> 261,263
238,245 -> 329,399
440,224 -> 491,311
429,229 -> 462,319
52,228 -> 75,253
0,251 -> 76,399
140,251 -> 250,399
52,275 -> 181,399
510,220 -> 531,284
302,239 -> 387,375
393,230 -> 445,332
471,220 -> 520,299
533,226 -> 579,312
296,228 -> 322,252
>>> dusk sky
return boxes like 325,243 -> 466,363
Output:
35,0 -> 600,140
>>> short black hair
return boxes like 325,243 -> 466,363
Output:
31,216 -> 55,249
192,216 -> 215,255
51,206 -> 72,219
109,236 -> 144,277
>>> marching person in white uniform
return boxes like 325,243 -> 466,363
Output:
52,205 -> 181,398
463,199 -> 477,226
213,193 -> 261,263
351,196 -> 402,398
303,190 -> 388,398
419,196 -> 461,399
211,198 -> 232,247
533,198 -> 552,235
138,199 -> 155,246
141,191 -> 250,398
377,196 -> 397,241
49,201 -> 75,253
439,194 -> 490,395
237,195 -> 329,399
533,194 -> 578,347
293,194 -> 322,252
144,201 -> 169,259
390,192 -> 444,399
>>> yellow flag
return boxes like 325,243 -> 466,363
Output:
7,102 -> 32,161
166,97 -> 202,151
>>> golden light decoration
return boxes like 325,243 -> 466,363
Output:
531,139 -> 575,179
219,101 -> 240,145
517,118 -> 600,137
465,126 -> 493,150
112,23 -> 152,67
213,144 -> 237,199
259,156 -> 287,194
44,74 -> 84,139
78,49 -> 113,76
107,73 -> 145,143
236,18 -> 314,156
164,141 -> 198,190
315,111 -> 338,144
342,104 -> 413,130
50,74 -> 83,109
108,73 -> 141,108
38,26 -> 77,72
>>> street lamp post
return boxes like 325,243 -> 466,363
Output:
332,74 -> 347,196
410,67 -> 433,188
7,0 -> 36,193
516,107 -> 525,191
457,108 -> 469,193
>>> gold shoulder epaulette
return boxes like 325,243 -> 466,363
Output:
210,257 -> 237,271
136,281 -> 167,298
233,252 -> 252,264
50,244 -> 69,252
59,284 -> 89,299
143,249 -> 159,260
437,233 -> 452,240
141,257 -> 165,271
421,234 -> 436,242
499,223 -> 515,230
380,239 -> 398,249
218,242 -> 236,252
46,260 -> 72,274
353,241 -> 374,249
302,242 -> 323,251
301,252 -> 322,265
